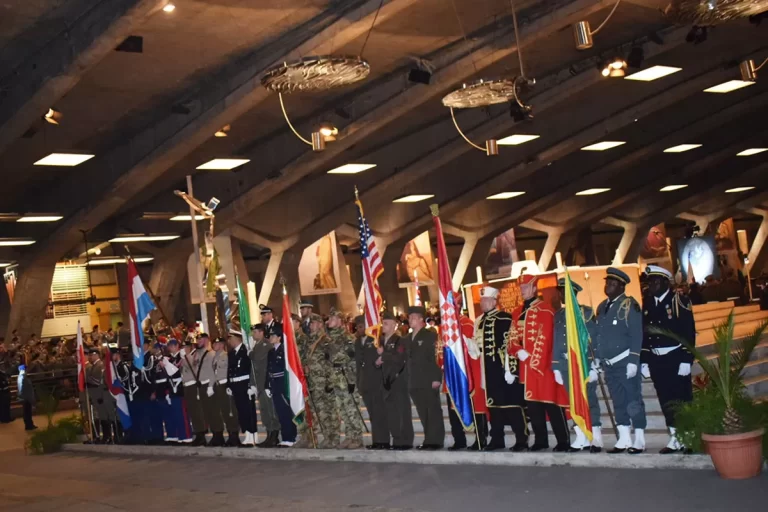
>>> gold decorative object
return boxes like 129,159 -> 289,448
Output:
663,0 -> 768,25
261,55 -> 370,93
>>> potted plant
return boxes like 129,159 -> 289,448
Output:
653,312 -> 767,479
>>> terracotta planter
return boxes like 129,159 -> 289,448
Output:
702,428 -> 765,480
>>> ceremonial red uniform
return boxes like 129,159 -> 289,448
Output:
459,314 -> 488,417
508,298 -> 568,407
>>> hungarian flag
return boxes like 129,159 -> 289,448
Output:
76,320 -> 86,393
431,204 -> 474,429
127,257 -> 155,370
236,275 -> 254,350
282,290 -> 310,426
564,271 -> 593,441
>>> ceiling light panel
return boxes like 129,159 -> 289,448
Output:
109,234 -> 180,243
487,192 -> 525,199
703,80 -> 755,94
196,158 -> 250,170
581,141 -> 626,151
497,134 -> 540,146
34,153 -> 95,166
576,188 -> 610,196
392,194 -> 435,203
0,238 -> 35,246
664,144 -> 702,153
169,214 -> 205,221
659,185 -> 688,192
737,148 -> 768,156
327,163 -> 377,174
725,187 -> 755,193
17,215 -> 63,222
624,66 -> 682,82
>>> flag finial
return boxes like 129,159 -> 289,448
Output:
354,186 -> 359,201
430,203 -> 439,217
279,273 -> 287,295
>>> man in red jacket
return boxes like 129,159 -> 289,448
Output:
508,274 -> 570,451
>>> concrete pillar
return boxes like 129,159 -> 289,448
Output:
230,238 -> 250,283
746,209 -> 768,274
610,222 -> 639,265
538,229 -> 563,271
452,235 -> 479,291
5,263 -> 56,340
336,242 -> 359,314
465,236 -> 494,282
379,241 -> 409,314
677,213 -> 712,235
148,249 -> 190,325
258,251 -> 285,312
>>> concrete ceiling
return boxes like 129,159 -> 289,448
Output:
1,0 -> 767,267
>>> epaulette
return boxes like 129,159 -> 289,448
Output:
623,296 -> 641,312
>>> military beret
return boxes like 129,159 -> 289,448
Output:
381,311 -> 396,321
605,267 -> 630,285
309,313 -> 323,323
259,304 -> 273,314
557,277 -> 582,293
354,315 -> 365,326
87,347 -> 100,355
407,305 -> 427,317
298,298 -> 313,309
518,274 -> 538,286
645,265 -> 672,281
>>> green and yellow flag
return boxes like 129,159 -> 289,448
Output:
236,274 -> 254,351
564,271 -> 593,441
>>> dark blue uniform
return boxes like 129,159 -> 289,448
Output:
268,342 -> 297,443
228,343 -> 257,436
641,290 -> 695,428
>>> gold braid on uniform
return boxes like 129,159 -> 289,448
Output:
673,291 -> 691,317
617,298 -> 633,326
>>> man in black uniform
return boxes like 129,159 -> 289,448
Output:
355,315 -> 389,449
227,331 -> 258,446
267,324 -> 297,446
641,265 -> 696,454
380,311 -> 413,450
477,286 -> 529,451
299,298 -> 314,336
260,305 -> 280,337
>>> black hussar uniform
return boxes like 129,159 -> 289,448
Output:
356,332 -> 388,448
478,308 -> 528,450
381,332 -> 413,449
406,327 -> 445,449
229,341 -> 257,437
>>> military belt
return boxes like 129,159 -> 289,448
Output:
332,363 -> 344,369
230,375 -> 250,382
603,349 -> 630,366
650,344 -> 680,356
183,381 -> 197,387
155,378 -> 168,383
217,378 -> 228,384
269,372 -> 285,378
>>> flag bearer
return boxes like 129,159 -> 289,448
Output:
405,305 -> 445,451
227,331 -> 258,446
212,337 -> 240,447
250,324 -> 280,448
181,338 -> 207,446
594,267 -> 647,454
195,334 -> 225,447
552,278 -> 603,453
162,339 -> 191,444
299,299 -> 314,336
380,311 -> 413,450
641,265 -> 695,454
86,348 -> 113,443
355,315 -> 389,450
267,325 -> 297,446
139,342 -> 163,445
296,314 -> 328,448
151,343 -> 174,443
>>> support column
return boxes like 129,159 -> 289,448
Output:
465,236 -> 494,283
538,229 -> 564,271
602,218 -> 639,265
5,263 -> 56,340
258,251 -> 285,312
746,208 -> 768,274
148,248 -> 190,326
677,213 -> 712,235
336,243 -> 358,314
452,235 -> 479,291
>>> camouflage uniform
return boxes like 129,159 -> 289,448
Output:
302,328 -> 332,447
293,328 -> 320,447
326,325 -> 364,448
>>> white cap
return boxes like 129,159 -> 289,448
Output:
645,265 -> 672,280
480,286 -> 499,299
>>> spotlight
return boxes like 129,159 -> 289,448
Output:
510,102 -> 533,122
573,21 -> 593,50
43,108 -> 62,125
163,3 -> 175,13
408,68 -> 432,84
740,59 -> 756,82
318,122 -> 338,141
626,46 -> 644,69
601,58 -> 627,78
214,125 -> 230,137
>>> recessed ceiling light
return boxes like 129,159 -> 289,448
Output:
87,256 -> 154,266
0,238 -> 35,246
703,80 -> 755,94
327,163 -> 377,174
497,134 -> 540,146
169,214 -> 206,221
34,153 -> 95,166
487,192 -> 526,200
0,262 -> 12,268
624,65 -> 682,82
196,158 -> 249,170
664,144 -> 702,153
17,215 -> 63,223
581,141 -> 626,151
725,187 -> 755,193
162,3 -> 175,12
109,234 -> 180,243
737,148 -> 768,156
392,194 -> 435,203
576,188 -> 610,196
660,185 -> 688,192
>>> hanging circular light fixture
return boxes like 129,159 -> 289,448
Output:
261,55 -> 370,152
662,0 -> 768,25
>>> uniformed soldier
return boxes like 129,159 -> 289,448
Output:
266,324 -> 298,446
86,348 -> 114,443
295,313 -> 327,448
151,343 -> 174,443
594,267 -> 647,454
508,274 -> 570,452
227,331 -> 258,446
180,337 -> 206,446
326,309 -> 365,449
551,278 -> 603,453
641,265 -> 695,454
250,324 -> 280,447
380,311 -> 414,450
17,364 -> 37,431
299,299 -> 314,336
159,339 -> 191,444
405,305 -> 445,450
260,304 -> 280,337
354,315 -> 389,449
193,334 -> 225,446
138,341 -> 163,445
212,337 -> 240,447
476,287 -> 529,451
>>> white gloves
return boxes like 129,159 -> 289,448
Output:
588,369 -> 598,383
591,359 -> 600,371
641,363 -> 651,379
165,394 -> 172,405
678,363 -> 692,377
247,386 -> 257,398
265,389 -> 272,398
517,349 -> 530,362
626,363 -> 638,379
226,388 -> 233,397
465,336 -> 480,359
504,370 -> 516,385
206,386 -> 214,398
553,369 -> 564,386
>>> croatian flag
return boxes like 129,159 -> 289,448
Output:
127,258 -> 155,370
104,356 -> 132,430
431,204 -> 474,429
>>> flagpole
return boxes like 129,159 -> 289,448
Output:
77,320 -> 96,443
583,271 -> 618,437
123,246 -> 174,337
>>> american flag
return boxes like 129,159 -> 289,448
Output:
355,191 -> 384,340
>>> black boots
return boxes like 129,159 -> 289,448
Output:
190,433 -> 207,447
208,431 -> 226,447
226,431 -> 242,447
257,430 -> 280,448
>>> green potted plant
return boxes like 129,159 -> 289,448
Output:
653,312 -> 767,479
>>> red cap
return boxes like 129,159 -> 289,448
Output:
517,274 -> 538,286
